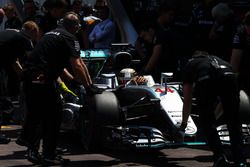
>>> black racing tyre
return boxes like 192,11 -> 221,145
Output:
79,91 -> 120,151
216,90 -> 250,124
239,90 -> 250,123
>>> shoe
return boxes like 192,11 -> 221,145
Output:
42,155 -> 70,166
56,147 -> 68,155
213,154 -> 230,167
26,149 -> 41,164
0,135 -> 10,144
230,161 -> 248,167
231,157 -> 248,167
236,162 -> 248,167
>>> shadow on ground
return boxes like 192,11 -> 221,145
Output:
0,127 -> 249,167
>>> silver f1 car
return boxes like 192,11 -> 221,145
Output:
61,47 -> 250,151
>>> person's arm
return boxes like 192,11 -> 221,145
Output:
70,56 -> 103,95
61,68 -> 74,82
144,44 -> 161,72
11,58 -> 23,78
209,21 -> 219,40
231,25 -> 244,73
231,49 -> 243,73
94,21 -> 115,42
182,83 -> 193,126
57,77 -> 77,97
88,26 -> 97,43
135,38 -> 146,60
79,58 -> 92,84
69,56 -> 92,88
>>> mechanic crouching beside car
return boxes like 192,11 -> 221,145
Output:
17,12 -> 102,166
180,51 -> 247,167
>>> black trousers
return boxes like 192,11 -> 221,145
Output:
0,67 -> 20,97
6,67 -> 20,97
20,80 -> 62,158
196,75 -> 244,162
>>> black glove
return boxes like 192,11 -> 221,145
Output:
85,84 -> 104,95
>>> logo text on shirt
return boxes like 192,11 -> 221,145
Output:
45,32 -> 61,36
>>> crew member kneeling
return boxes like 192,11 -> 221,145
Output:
180,51 -> 246,167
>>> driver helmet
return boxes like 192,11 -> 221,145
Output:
118,68 -> 137,85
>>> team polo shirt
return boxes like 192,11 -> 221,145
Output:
26,26 -> 80,81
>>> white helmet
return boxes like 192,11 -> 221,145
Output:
118,68 -> 137,85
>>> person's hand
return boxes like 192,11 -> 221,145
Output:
58,82 -> 77,97
178,122 -> 187,132
86,84 -> 104,95
133,76 -> 148,85
174,122 -> 187,143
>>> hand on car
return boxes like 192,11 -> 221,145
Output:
176,122 -> 187,132
132,76 -> 148,85
86,84 -> 104,95
58,82 -> 77,97
174,122 -> 187,143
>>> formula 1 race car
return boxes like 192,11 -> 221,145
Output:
60,45 -> 250,151
62,72 -> 198,151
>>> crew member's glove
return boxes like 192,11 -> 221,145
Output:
58,82 -> 77,97
85,84 -> 104,95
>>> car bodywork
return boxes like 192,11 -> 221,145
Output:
61,48 -> 250,151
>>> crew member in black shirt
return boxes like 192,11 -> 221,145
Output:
23,0 -> 45,39
41,0 -> 68,34
180,51 -> 246,167
135,23 -> 157,72
18,12 -> 101,165
191,0 -> 217,51
0,21 -> 39,144
0,21 -> 39,97
140,4 -> 179,82
231,12 -> 250,97
3,4 -> 22,30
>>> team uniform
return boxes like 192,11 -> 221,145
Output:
183,54 -> 245,164
232,25 -> 250,96
209,19 -> 237,62
155,26 -> 188,81
20,25 -> 80,160
0,29 -> 33,97
4,17 -> 22,30
191,2 -> 214,51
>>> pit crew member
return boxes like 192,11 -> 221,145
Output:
18,12 -> 102,165
231,11 -> 250,98
181,51 -> 246,167
0,21 -> 39,97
